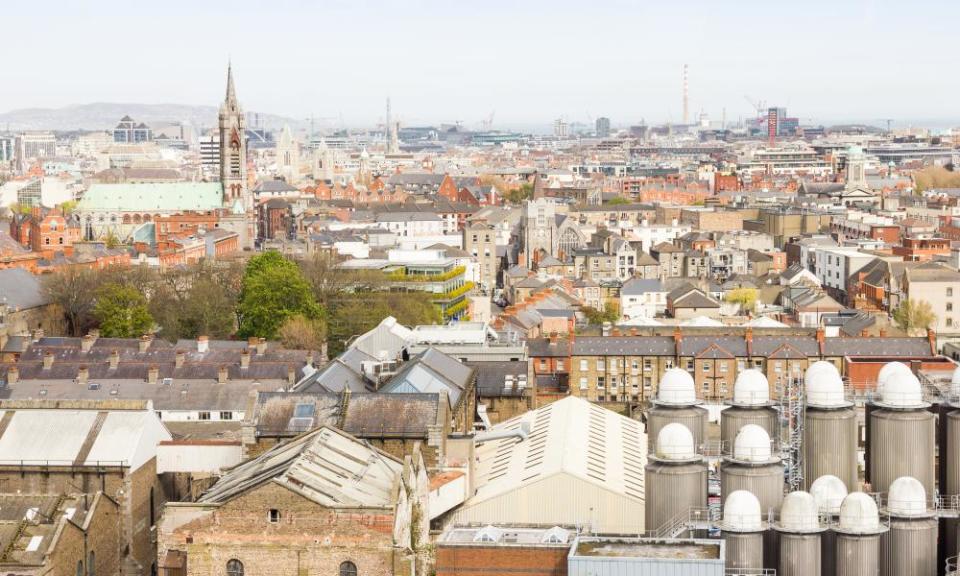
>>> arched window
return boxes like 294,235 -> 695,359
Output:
226,559 -> 244,576
339,561 -> 358,576
89,551 -> 95,576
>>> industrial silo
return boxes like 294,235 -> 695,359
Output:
775,491 -> 826,576
941,365 -> 960,565
803,361 -> 858,492
834,492 -> 888,576
864,362 -> 910,491
646,367 -> 708,453
721,489 -> 765,572
879,476 -> 937,576
721,424 -> 785,515
644,422 -> 708,534
810,474 -> 849,576
721,369 -> 779,451
868,368 -> 935,495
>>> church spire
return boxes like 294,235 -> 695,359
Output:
225,61 -> 237,107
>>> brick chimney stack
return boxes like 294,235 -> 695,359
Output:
175,350 -> 185,369
218,365 -> 228,384
139,335 -> 152,353
42,352 -> 54,370
147,365 -> 159,384
240,349 -> 251,370
7,366 -> 18,385
109,350 -> 119,370
77,365 -> 88,385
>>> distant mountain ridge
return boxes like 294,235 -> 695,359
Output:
0,102 -> 300,132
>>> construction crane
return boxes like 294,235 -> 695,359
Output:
481,110 -> 495,131
742,95 -> 767,117
877,118 -> 895,133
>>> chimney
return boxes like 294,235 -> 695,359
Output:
42,352 -> 54,370
928,328 -> 937,355
7,366 -> 18,385
175,350 -> 185,369
744,326 -> 754,357
81,334 -> 96,353
549,332 -> 558,345
567,316 -> 576,341
109,350 -> 119,370
816,327 -> 826,356
860,329 -> 869,338
88,329 -> 100,338
218,365 -> 228,384
257,338 -> 267,356
197,336 -> 209,354
240,349 -> 251,370
673,326 -> 683,345
602,322 -> 612,337
879,328 -> 888,338
138,335 -> 152,353
77,365 -> 88,385
629,327 -> 638,337
306,351 -> 315,367
31,328 -> 44,342
287,366 -> 297,385
247,336 -> 259,349
147,364 -> 159,384
611,327 -> 621,337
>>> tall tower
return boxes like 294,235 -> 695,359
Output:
219,63 -> 249,211
386,98 -> 400,155
682,64 -> 689,126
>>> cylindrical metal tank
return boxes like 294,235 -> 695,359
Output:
780,532 -> 821,576
880,517 -> 938,576
821,529 -> 837,576
810,475 -> 848,576
834,492 -> 888,576
803,407 -> 858,492
646,405 -> 708,453
721,405 -> 779,450
836,533 -> 882,576
644,462 -> 708,533
721,461 -> 785,516
724,531 -> 764,572
946,409 -> 960,498
869,408 -> 935,496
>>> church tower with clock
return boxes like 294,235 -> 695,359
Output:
219,63 -> 249,212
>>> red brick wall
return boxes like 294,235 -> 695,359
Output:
436,545 -> 568,576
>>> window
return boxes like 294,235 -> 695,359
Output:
219,411 -> 233,421
340,561 -> 358,576
775,362 -> 783,373
77,561 -> 83,576
227,559 -> 244,576
539,359 -> 547,370
702,362 -> 711,372
609,358 -> 618,372
949,288 -> 954,297
89,552 -> 95,576
597,376 -> 605,389
949,318 -> 954,327
720,363 -> 728,373
579,377 -> 588,390
949,303 -> 954,312
268,509 -> 281,523
596,359 -> 604,371
198,412 -> 210,421
580,360 -> 588,371
686,360 -> 694,371
631,360 -> 639,373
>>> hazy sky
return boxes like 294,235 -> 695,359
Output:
4,0 -> 959,128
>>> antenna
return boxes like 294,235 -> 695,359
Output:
682,64 -> 689,126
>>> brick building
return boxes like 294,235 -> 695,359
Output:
158,426 -> 429,576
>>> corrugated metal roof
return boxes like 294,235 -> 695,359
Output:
78,182 -> 223,212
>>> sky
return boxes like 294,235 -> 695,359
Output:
3,0 -> 960,129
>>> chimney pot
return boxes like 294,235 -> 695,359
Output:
7,366 -> 19,385
42,352 -> 54,370
257,337 -> 267,356
81,334 -> 95,353
218,365 -> 228,384
287,366 -> 297,385
139,335 -> 152,353
77,365 -> 88,385
860,329 -> 869,337
109,350 -> 119,370
879,328 -> 888,338
240,349 -> 251,369
175,350 -> 185,368
197,336 -> 209,354
147,364 -> 159,384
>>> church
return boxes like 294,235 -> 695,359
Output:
74,65 -> 256,248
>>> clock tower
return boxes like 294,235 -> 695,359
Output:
219,63 -> 249,211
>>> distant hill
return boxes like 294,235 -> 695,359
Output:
0,102 -> 301,133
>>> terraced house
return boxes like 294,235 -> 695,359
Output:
529,327 -> 941,404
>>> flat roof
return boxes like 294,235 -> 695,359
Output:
572,537 -> 722,560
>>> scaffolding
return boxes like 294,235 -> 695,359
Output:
778,374 -> 805,492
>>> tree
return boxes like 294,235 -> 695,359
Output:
504,183 -> 533,204
582,299 -> 621,325
150,262 -> 240,341
278,314 -> 327,350
913,166 -> 960,193
43,267 -> 118,336
238,252 -> 324,339
325,291 -> 440,356
93,283 -> 154,337
893,299 -> 936,336
725,288 -> 758,313
606,196 -> 631,205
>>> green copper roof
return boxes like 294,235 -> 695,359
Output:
78,183 -> 224,212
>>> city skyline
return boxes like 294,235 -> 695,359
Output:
4,0 -> 960,129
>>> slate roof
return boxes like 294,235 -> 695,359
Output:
467,361 -> 528,397
0,269 -> 48,310
621,278 -> 664,296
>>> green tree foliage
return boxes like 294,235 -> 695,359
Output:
893,299 -> 936,336
93,283 -> 154,337
504,183 -> 533,204
43,267 -> 105,336
605,196 -> 631,205
278,314 -> 328,350
238,252 -> 324,339
724,288 -> 758,313
582,299 -> 621,325
149,262 -> 242,341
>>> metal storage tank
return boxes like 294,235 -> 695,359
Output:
721,490 -> 765,572
868,369 -> 935,496
775,491 -> 826,576
810,474 -> 849,576
644,422 -> 708,534
941,366 -> 960,565
721,424 -> 785,515
647,367 -> 708,453
803,362 -> 858,492
879,476 -> 937,576
721,369 -> 779,451
834,492 -> 887,576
